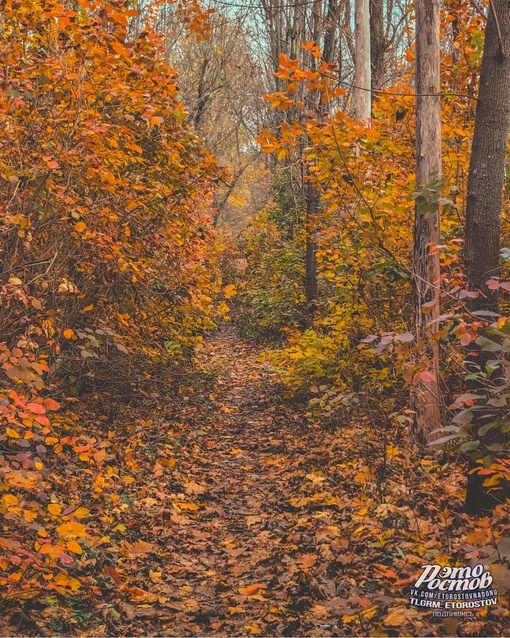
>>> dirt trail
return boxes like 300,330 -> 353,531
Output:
154,324 -> 317,636
108,325 -> 480,637
113,324 -> 354,637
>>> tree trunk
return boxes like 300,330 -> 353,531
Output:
323,0 -> 339,66
304,0 -> 323,309
411,0 -> 442,444
464,1 -> 510,316
305,181 -> 319,305
463,0 -> 510,515
370,0 -> 385,92
354,0 -> 371,122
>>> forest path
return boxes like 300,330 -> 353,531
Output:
151,323 -> 330,636
115,323 -> 360,637
109,324 -> 460,637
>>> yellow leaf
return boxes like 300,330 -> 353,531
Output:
56,521 -> 87,538
224,284 -> 236,299
48,503 -> 61,515
63,329 -> 74,339
383,609 -> 409,627
6,428 -> 19,438
67,540 -> 82,555
159,457 -> 176,470
176,502 -> 200,511
75,221 -> 86,233
73,507 -> 90,519
245,623 -> 262,635
70,578 -> 81,590
3,494 -> 19,505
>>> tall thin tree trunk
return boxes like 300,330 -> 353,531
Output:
370,0 -> 385,92
305,181 -> 319,304
463,0 -> 510,515
354,0 -> 371,122
323,0 -> 338,65
304,0 -> 323,308
411,0 -> 442,444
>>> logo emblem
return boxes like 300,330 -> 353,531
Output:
410,563 -> 498,617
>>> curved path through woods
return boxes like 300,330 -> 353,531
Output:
142,324 -> 340,637
110,324 -> 474,637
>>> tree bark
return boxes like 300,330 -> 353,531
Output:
323,0 -> 339,66
354,0 -> 371,122
305,181 -> 319,305
370,0 -> 385,92
411,0 -> 442,444
304,0 -> 323,308
463,0 -> 510,515
464,1 -> 510,316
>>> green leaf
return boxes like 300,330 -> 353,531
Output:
483,454 -> 494,468
475,336 -> 502,352
460,440 -> 480,452
478,421 -> 499,437
452,409 -> 473,425
428,433 -> 463,446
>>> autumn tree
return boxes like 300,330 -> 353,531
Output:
0,0 -> 228,608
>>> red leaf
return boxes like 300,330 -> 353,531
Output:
412,370 -> 435,385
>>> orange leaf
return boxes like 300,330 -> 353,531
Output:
26,402 -> 46,414
239,584 -> 266,596
43,399 -> 60,410
67,540 -> 83,555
